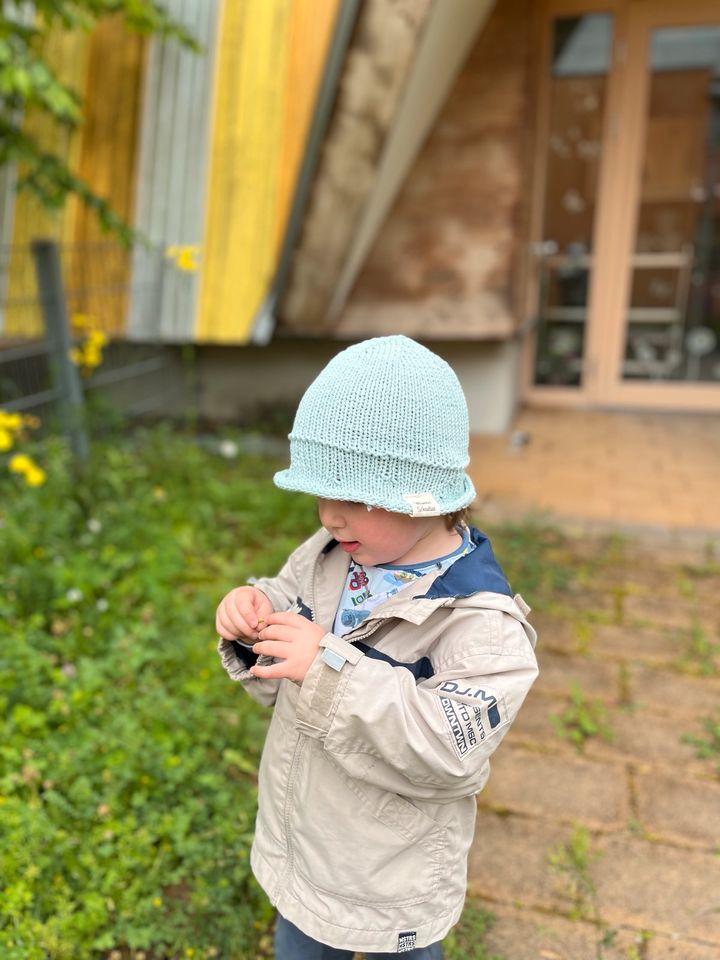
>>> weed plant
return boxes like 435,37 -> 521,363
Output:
551,684 -> 614,750
683,712 -> 720,778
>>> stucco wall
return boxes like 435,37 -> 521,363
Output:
336,0 -> 534,339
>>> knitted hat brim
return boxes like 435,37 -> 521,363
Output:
273,463 -> 476,516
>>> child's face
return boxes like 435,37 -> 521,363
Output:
317,499 -> 450,567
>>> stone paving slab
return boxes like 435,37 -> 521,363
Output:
477,902 -> 641,960
634,770 -> 720,850
626,663 -> 720,716
468,812 -> 590,915
592,835 -> 720,943
589,622 -> 689,667
532,615 -> 696,668
469,409 -> 720,533
531,651 -> 621,703
524,613 -> 579,654
507,688 -> 716,779
479,748 -> 630,830
581,706 -> 712,777
504,691 -> 562,747
647,936 -> 720,959
482,907 -> 720,960
622,592 -> 709,631
468,814 -> 720,945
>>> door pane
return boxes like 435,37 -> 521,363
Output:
622,26 -> 720,382
534,14 -> 612,387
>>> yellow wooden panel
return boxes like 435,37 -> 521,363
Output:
68,17 -> 146,336
273,0 -> 340,249
198,0 -> 339,343
197,0 -> 293,342
5,29 -> 89,337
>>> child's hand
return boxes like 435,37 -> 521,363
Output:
216,586 -> 273,642
251,612 -> 325,684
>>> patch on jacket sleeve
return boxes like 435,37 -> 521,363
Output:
398,931 -> 417,952
436,692 -> 507,759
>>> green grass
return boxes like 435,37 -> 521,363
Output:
1,427 -> 320,959
1,425 -> 581,959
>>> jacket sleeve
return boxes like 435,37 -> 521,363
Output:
294,608 -> 538,801
216,528 -> 328,708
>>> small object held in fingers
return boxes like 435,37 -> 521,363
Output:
256,618 -> 266,629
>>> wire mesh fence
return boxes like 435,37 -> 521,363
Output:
0,239 -> 193,455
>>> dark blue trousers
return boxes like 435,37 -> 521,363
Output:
274,914 -> 444,959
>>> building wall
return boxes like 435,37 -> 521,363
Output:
278,0 -> 436,334
336,0 -> 535,340
191,339 -> 520,435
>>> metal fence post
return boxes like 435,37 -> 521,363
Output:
31,238 -> 89,461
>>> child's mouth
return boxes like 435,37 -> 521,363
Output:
339,540 -> 360,553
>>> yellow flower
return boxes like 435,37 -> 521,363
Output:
89,330 -> 108,347
83,347 -> 101,368
0,429 -> 13,452
25,466 -> 46,487
9,453 -> 33,474
71,313 -> 95,330
152,897 -> 162,908
69,347 -> 84,366
0,411 -> 22,431
166,244 -> 200,272
177,248 -> 199,272
9,454 -> 45,486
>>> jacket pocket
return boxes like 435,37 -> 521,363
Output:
290,746 -> 446,907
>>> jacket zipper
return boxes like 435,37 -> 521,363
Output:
276,733 -> 304,900
275,563 -> 318,900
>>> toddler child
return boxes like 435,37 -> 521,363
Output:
216,335 -> 538,959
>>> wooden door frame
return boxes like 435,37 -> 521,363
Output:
522,0 -> 720,411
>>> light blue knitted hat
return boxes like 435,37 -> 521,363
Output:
274,336 -> 476,515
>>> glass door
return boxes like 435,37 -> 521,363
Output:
620,22 -> 720,386
527,0 -> 720,411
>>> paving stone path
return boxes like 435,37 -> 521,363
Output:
468,532 -> 720,960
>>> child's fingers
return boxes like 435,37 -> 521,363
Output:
250,661 -> 290,680
216,604 -> 253,640
255,623 -> 293,643
230,593 -> 259,626
252,592 -> 274,620
252,639 -> 291,659
263,611 -> 307,628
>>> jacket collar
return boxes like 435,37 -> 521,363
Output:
319,525 -> 512,609
417,526 -> 512,600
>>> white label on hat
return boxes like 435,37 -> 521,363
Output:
403,493 -> 441,517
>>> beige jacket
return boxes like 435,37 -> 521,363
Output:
218,527 -> 538,954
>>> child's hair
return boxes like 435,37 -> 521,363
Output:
274,336 -> 476,518
444,507 -> 471,531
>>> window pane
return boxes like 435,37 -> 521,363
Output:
534,15 -> 612,387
